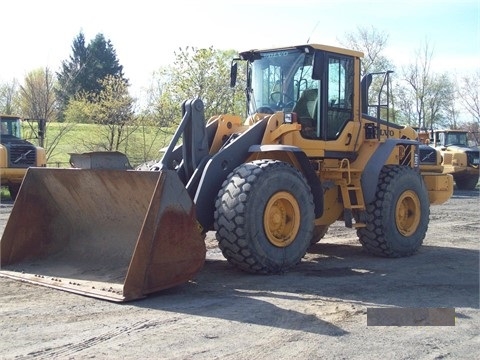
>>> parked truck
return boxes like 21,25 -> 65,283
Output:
430,129 -> 479,190
0,44 -> 453,302
0,115 -> 46,199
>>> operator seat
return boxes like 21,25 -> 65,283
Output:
293,89 -> 318,138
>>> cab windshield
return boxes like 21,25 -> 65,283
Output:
244,47 -> 354,140
444,132 -> 468,147
249,50 -> 318,114
437,132 -> 469,147
0,118 -> 22,138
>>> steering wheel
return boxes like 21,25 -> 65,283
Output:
256,106 -> 275,114
270,91 -> 295,109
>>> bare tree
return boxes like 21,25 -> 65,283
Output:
394,84 -> 416,126
0,79 -> 20,114
18,67 -> 77,161
402,41 -> 434,129
443,77 -> 461,129
426,73 -> 456,128
18,68 -> 72,161
340,26 -> 397,122
459,70 -> 480,124
19,68 -> 57,121
397,41 -> 455,130
339,25 -> 393,76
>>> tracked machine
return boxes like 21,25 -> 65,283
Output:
0,44 -> 453,301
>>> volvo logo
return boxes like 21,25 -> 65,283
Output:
13,150 -> 32,164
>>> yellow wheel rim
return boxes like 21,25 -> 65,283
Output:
264,191 -> 300,247
395,190 -> 421,236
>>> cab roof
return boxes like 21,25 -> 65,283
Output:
239,44 -> 364,60
0,115 -> 22,120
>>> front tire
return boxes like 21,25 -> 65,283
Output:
214,160 -> 315,274
357,165 -> 430,257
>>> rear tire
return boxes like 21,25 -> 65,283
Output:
454,174 -> 479,190
214,160 -> 315,274
8,184 -> 20,201
357,165 -> 429,257
310,225 -> 329,244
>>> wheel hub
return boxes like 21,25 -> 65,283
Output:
263,191 -> 300,247
395,190 -> 421,236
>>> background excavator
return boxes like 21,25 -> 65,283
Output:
0,44 -> 453,302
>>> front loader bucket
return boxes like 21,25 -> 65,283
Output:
0,168 -> 206,302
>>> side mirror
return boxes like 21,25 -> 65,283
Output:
230,62 -> 238,88
312,51 -> 324,80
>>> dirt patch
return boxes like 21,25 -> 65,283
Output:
0,189 -> 479,359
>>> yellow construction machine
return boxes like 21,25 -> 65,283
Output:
430,129 -> 479,190
0,44 -> 454,302
0,115 -> 46,199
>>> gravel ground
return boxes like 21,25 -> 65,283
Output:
0,188 -> 479,359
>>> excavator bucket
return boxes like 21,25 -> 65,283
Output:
0,167 -> 206,302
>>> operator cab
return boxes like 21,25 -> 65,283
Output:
436,131 -> 469,148
232,45 -> 360,141
0,115 -> 22,139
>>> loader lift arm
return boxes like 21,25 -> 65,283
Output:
150,98 -> 269,232
149,98 -> 214,184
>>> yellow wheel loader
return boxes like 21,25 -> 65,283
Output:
0,44 -> 454,302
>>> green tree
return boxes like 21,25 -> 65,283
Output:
55,32 -> 88,119
92,75 -> 134,152
146,46 -> 244,128
56,31 -> 126,120
66,75 -> 135,153
84,33 -> 125,94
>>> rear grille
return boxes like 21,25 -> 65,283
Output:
419,145 -> 437,165
8,144 -> 37,167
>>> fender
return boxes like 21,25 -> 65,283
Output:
361,139 -> 419,204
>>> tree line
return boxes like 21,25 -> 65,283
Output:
0,27 -> 479,165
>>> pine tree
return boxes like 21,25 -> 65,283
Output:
56,32 -> 88,120
84,34 -> 125,94
55,31 -> 127,120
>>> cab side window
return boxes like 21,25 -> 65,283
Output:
326,56 -> 354,139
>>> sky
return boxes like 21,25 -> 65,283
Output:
2,0 -> 479,99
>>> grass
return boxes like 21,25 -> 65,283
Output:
28,123 -> 173,168
0,187 -> 11,201
2,122 -> 173,200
